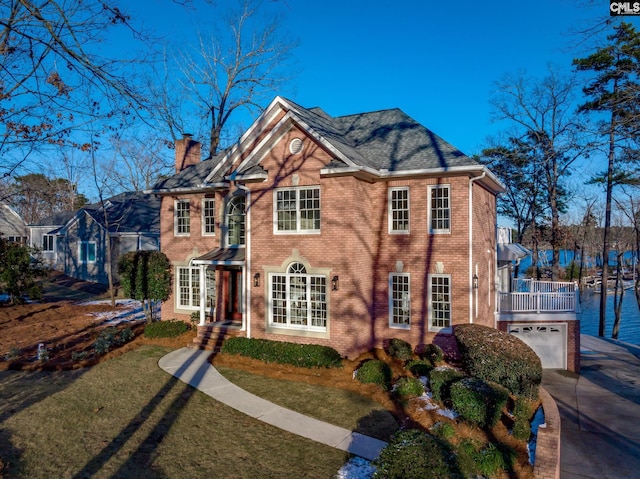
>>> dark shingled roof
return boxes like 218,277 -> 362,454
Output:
84,191 -> 160,234
152,97 -> 479,191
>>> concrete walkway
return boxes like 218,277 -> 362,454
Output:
542,334 -> 640,479
158,347 -> 387,461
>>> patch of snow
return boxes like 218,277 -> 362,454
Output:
335,456 -> 376,479
414,391 -> 459,420
78,299 -> 158,325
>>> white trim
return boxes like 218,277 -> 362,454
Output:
427,184 -> 451,234
388,187 -> 410,234
469,172 -> 486,323
428,273 -> 452,333
273,186 -> 321,235
201,197 -> 216,236
78,241 -> 97,264
389,272 -> 411,329
174,199 -> 191,237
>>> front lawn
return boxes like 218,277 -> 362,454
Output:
0,346 -> 349,478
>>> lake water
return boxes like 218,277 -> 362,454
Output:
579,289 -> 640,346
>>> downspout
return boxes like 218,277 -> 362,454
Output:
469,171 -> 486,324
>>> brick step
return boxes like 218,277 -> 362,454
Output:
188,325 -> 242,352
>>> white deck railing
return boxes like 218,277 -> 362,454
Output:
498,279 -> 579,313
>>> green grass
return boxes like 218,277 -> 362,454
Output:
0,346 -> 348,478
216,366 -> 399,440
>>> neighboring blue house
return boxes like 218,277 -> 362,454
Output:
29,191 -> 160,284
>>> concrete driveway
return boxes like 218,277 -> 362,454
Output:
542,335 -> 640,479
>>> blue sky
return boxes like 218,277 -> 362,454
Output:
134,0 -> 629,157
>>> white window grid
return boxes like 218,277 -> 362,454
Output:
226,196 -> 246,246
430,274 -> 451,331
428,185 -> 450,233
389,273 -> 411,327
177,266 -> 200,309
274,187 -> 320,234
202,198 -> 215,235
389,187 -> 410,233
42,234 -> 54,251
175,200 -> 190,236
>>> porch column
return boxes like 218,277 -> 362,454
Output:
199,264 -> 206,326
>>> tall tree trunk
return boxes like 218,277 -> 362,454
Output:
612,249 -> 624,339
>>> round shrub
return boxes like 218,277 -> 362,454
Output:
405,359 -> 433,378
420,343 -> 444,365
355,359 -> 392,390
387,338 -> 414,361
373,429 -> 453,479
454,324 -> 542,398
394,377 -> 424,399
429,367 -> 465,404
430,421 -> 455,440
456,439 -> 516,478
512,395 -> 535,441
450,377 -> 509,428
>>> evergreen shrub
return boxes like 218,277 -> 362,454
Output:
373,429 -> 453,479
420,343 -> 444,365
405,359 -> 433,378
454,324 -> 542,398
512,395 -> 535,441
394,376 -> 424,399
220,337 -> 343,369
450,377 -> 509,428
387,338 -> 414,361
144,320 -> 189,338
456,439 -> 516,478
429,367 -> 465,404
354,359 -> 392,390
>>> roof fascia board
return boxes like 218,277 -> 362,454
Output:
146,184 -> 228,195
204,97 -> 288,183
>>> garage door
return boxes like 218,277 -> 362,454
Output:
507,323 -> 567,369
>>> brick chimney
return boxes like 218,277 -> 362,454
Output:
175,133 -> 201,172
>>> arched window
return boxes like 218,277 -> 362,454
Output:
270,262 -> 326,331
226,196 -> 245,246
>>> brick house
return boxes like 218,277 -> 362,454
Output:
150,96 -> 504,359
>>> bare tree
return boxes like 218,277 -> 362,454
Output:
153,0 -> 297,157
0,0 -> 152,178
490,67 -> 588,280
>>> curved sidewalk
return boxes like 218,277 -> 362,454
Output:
158,347 -> 387,461
542,334 -> 640,479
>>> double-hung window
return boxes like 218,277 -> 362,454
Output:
177,266 -> 200,309
269,262 -> 327,331
429,274 -> 451,331
274,186 -> 320,233
389,187 -> 410,233
175,199 -> 190,236
79,241 -> 96,263
389,273 -> 411,328
42,234 -> 55,252
202,198 -> 215,235
428,185 -> 450,233
226,196 -> 246,246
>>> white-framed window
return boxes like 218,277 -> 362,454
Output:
42,234 -> 55,252
269,262 -> 327,331
389,187 -> 410,233
274,186 -> 320,234
177,266 -> 200,309
428,185 -> 450,233
429,274 -> 451,331
389,273 -> 410,328
202,198 -> 216,235
174,199 -> 190,236
226,196 -> 246,246
79,241 -> 96,263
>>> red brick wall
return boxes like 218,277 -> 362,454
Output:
159,118 -> 499,359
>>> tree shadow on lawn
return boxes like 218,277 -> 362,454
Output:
71,348 -> 209,479
0,368 -> 86,476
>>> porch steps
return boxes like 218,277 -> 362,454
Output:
188,324 -> 243,352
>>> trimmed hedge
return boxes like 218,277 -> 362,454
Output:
512,396 -> 535,441
454,324 -> 542,398
429,367 -> 465,404
387,338 -> 414,361
220,337 -> 342,369
420,343 -> 444,365
405,359 -> 433,378
373,429 -> 454,479
355,359 -> 392,390
456,439 -> 516,478
450,377 -> 509,428
144,320 -> 189,338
